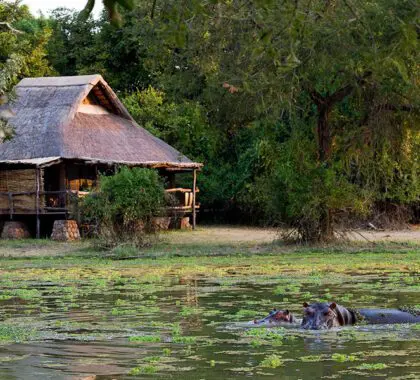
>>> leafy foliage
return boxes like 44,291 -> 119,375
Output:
81,167 -> 166,247
0,0 -> 54,140
18,0 -> 420,240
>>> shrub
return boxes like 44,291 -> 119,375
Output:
81,167 -> 166,248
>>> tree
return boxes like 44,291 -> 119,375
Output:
48,0 -> 419,241
151,0 -> 418,240
0,0 -> 54,139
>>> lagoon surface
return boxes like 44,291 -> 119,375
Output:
0,250 -> 419,379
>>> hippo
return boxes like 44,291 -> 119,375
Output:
252,308 -> 299,326
301,302 -> 420,330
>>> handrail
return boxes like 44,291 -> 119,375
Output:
0,190 -> 81,215
0,190 -> 75,196
165,187 -> 199,193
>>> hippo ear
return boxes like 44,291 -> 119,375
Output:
303,302 -> 309,308
285,309 -> 290,315
330,303 -> 346,326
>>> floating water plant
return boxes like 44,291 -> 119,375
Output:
354,363 -> 388,370
171,335 -> 197,344
300,355 -> 324,362
128,365 -> 158,375
331,353 -> 357,362
259,354 -> 283,368
0,325 -> 37,343
128,335 -> 161,343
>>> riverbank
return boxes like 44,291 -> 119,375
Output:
0,225 -> 418,258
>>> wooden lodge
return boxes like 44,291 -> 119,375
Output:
0,75 -> 202,237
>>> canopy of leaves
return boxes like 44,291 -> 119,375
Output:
15,0 -> 420,238
0,1 -> 54,140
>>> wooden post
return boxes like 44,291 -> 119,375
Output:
36,167 -> 41,239
8,192 -> 13,220
192,169 -> 197,230
59,163 -> 66,208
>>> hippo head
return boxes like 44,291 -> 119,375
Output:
301,302 -> 342,330
254,309 -> 295,325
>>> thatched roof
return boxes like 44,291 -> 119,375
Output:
0,75 -> 202,169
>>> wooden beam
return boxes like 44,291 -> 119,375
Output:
192,169 -> 197,230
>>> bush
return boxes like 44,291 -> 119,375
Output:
81,167 -> 166,248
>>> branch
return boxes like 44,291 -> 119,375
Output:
374,104 -> 416,112
309,89 -> 326,106
328,84 -> 354,104
0,22 -> 24,34
150,0 -> 157,19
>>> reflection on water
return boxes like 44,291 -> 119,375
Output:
0,272 -> 419,379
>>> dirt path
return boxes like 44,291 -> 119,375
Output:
346,227 -> 420,243
162,225 -> 420,245
162,225 -> 279,245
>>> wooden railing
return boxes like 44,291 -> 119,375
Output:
0,190 -> 80,215
165,188 -> 199,212
0,188 -> 199,217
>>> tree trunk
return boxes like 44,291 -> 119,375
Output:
310,88 -> 353,242
308,78 -> 369,242
319,207 -> 333,241
316,104 -> 334,241
317,104 -> 332,163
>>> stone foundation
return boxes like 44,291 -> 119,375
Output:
151,217 -> 171,231
1,221 -> 31,239
180,217 -> 191,230
169,216 -> 192,230
51,220 -> 80,241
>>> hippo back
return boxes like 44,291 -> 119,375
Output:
358,309 -> 420,324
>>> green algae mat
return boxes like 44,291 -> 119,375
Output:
0,246 -> 419,379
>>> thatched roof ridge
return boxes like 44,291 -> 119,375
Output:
0,75 -> 202,169
17,75 -> 100,87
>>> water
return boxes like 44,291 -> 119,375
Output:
0,267 -> 419,379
